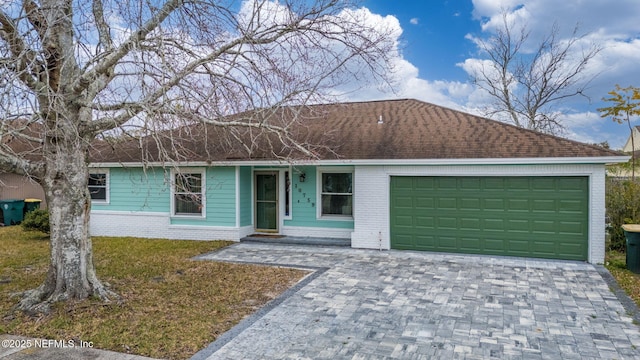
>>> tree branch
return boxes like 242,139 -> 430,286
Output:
0,10 -> 43,91
469,10 -> 600,134
84,4 -> 352,135
73,0 -> 184,96
92,0 -> 113,52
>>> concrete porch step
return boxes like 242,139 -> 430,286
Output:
241,235 -> 350,247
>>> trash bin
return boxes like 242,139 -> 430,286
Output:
23,198 -> 42,214
0,199 -> 25,225
622,224 -> 640,274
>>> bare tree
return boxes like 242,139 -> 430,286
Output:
466,11 -> 601,134
0,0 -> 395,313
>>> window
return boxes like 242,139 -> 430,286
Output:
88,172 -> 108,202
320,172 -> 352,217
173,171 -> 204,216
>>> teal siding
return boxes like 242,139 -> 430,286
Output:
93,166 -> 237,227
171,167 -> 236,226
95,165 -> 354,231
284,166 -> 354,230
92,167 -> 169,212
239,167 -> 252,226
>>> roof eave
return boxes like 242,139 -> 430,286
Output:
90,155 -> 630,168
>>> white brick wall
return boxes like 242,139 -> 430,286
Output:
351,164 -> 607,264
589,166 -> 606,264
90,210 -> 250,241
352,166 -> 389,250
283,226 -> 352,239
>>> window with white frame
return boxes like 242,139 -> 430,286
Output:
88,171 -> 108,202
173,170 -> 204,216
320,171 -> 352,217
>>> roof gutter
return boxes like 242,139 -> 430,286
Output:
89,155 -> 630,168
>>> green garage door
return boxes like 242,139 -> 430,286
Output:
390,176 -> 589,260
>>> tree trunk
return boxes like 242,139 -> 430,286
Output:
17,131 -> 116,314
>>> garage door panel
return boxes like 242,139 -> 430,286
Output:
460,198 -> 481,210
507,199 -> 529,211
484,219 -> 505,231
507,239 -> 530,252
484,238 -> 505,251
390,176 -> 588,260
460,218 -> 481,230
532,199 -> 556,212
435,236 -> 456,250
415,197 -> 435,209
557,244 -> 584,260
411,235 -> 435,249
437,197 -> 457,209
436,178 -> 456,190
437,217 -> 457,229
506,178 -> 530,190
484,178 -> 505,189
559,177 -> 586,190
532,178 -> 556,190
506,219 -> 530,232
393,177 -> 415,190
484,198 -> 505,210
394,196 -> 414,208
559,199 -> 585,213
393,234 -> 415,248
414,177 -> 435,190
558,221 -> 585,235
460,237 -> 481,251
531,220 -> 556,233
414,216 -> 435,228
393,215 -> 414,227
460,177 -> 481,190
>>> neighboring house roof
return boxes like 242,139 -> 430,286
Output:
90,99 -> 625,164
0,120 -> 44,161
622,126 -> 640,153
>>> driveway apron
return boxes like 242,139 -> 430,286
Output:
194,243 -> 640,360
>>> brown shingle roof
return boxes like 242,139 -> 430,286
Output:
90,99 -> 623,163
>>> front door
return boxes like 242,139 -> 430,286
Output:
255,172 -> 278,232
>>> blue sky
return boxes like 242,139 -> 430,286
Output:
364,1 -> 478,82
353,0 -> 640,149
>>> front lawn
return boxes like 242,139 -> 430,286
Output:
606,250 -> 640,308
0,227 -> 307,359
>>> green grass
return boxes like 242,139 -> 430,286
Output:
606,250 -> 640,308
0,227 -> 307,359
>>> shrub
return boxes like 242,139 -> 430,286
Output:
21,209 -> 50,234
606,178 -> 640,251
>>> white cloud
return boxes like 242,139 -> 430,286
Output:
340,46 -> 475,110
560,110 -> 627,148
457,0 -> 640,143
410,18 -> 419,25
562,111 -> 603,129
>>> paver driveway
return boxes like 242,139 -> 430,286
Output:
194,243 -> 640,360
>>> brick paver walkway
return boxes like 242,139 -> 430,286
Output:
194,243 -> 640,360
